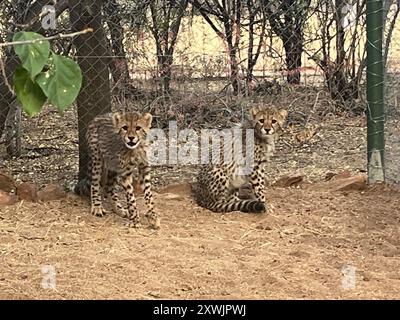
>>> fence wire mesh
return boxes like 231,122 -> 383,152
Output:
383,1 -> 400,183
0,0 -> 399,187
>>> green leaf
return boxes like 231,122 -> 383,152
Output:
13,66 -> 47,117
36,54 -> 82,112
13,32 -> 51,80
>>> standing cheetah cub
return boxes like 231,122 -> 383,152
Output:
195,105 -> 288,213
86,111 -> 160,229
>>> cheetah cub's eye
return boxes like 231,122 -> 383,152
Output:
122,125 -> 128,131
272,119 -> 277,124
258,119 -> 264,123
136,126 -> 142,131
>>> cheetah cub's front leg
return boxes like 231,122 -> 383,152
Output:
251,164 -> 266,204
121,172 -> 141,228
104,171 -> 129,218
90,155 -> 107,217
140,165 -> 160,229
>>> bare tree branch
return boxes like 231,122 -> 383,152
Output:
0,27 -> 93,47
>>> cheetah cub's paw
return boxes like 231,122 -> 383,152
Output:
113,207 -> 129,218
125,220 -> 141,228
146,212 -> 161,229
91,206 -> 107,217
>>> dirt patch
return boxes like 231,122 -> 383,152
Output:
0,183 -> 399,299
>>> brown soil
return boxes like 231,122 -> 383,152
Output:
0,183 -> 399,299
0,87 -> 399,299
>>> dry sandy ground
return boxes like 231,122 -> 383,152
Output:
1,87 -> 399,299
0,183 -> 399,300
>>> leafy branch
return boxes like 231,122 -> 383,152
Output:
0,29 -> 91,116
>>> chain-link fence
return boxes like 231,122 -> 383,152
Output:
383,1 -> 400,184
0,0 -> 399,188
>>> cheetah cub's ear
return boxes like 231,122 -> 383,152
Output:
112,112 -> 124,127
277,109 -> 288,123
274,110 -> 288,132
139,113 -> 153,132
250,106 -> 262,120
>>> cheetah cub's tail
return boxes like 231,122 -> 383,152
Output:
74,176 -> 91,198
74,161 -> 92,199
209,200 -> 266,213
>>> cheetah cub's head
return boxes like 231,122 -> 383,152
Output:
112,112 -> 153,150
250,106 -> 288,140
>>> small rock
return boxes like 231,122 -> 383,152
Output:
325,170 -> 351,181
272,174 -> 304,188
38,184 -> 67,202
16,182 -> 38,202
335,175 -> 367,191
0,190 -> 19,205
308,174 -> 367,192
0,171 -> 16,193
324,172 -> 336,181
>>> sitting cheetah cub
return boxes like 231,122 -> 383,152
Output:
195,105 -> 288,213
86,111 -> 160,229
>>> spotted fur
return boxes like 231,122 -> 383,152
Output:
195,106 -> 288,213
84,111 -> 159,229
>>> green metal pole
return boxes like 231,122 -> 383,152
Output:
366,0 -> 385,183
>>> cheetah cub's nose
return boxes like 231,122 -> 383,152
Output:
126,137 -> 139,149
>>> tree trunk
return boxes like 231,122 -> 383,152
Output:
1,0 -> 41,151
335,0 -> 346,68
224,22 -> 240,95
154,43 -> 172,94
150,0 -> 188,95
228,44 -> 240,95
246,5 -> 256,94
245,0 -> 266,95
323,0 -> 359,108
333,0 -> 347,101
265,0 -> 310,86
161,55 -> 173,95
283,32 -> 303,84
104,0 -> 137,98
69,0 -> 112,193
0,51 -> 18,141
